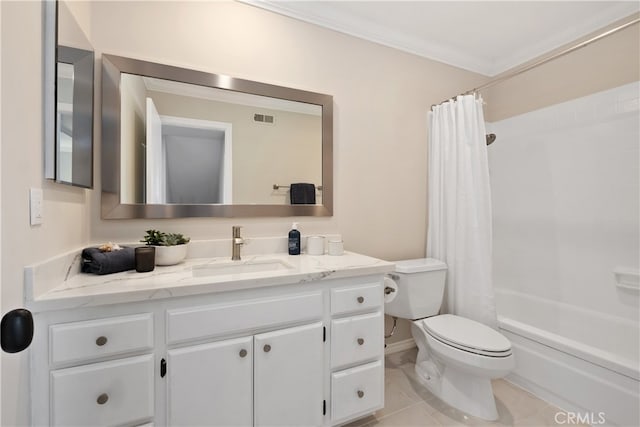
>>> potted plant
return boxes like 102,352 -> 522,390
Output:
141,229 -> 191,266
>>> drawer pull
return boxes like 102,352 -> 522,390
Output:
95,336 -> 108,347
263,344 -> 271,353
357,338 -> 365,346
239,349 -> 248,358
96,393 -> 109,405
357,296 -> 364,304
357,390 -> 364,399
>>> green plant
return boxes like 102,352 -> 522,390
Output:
141,229 -> 190,246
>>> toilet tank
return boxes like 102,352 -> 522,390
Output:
385,258 -> 447,320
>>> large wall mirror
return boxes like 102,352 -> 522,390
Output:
102,54 -> 333,219
44,1 -> 94,188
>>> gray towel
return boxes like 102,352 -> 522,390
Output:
81,247 -> 135,275
290,183 -> 316,204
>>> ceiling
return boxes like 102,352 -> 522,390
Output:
244,1 -> 639,76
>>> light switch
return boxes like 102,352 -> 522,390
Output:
30,188 -> 43,225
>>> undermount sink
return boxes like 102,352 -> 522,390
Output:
192,258 -> 294,277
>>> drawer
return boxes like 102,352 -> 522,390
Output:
51,354 -> 154,426
331,283 -> 382,315
50,313 -> 153,366
167,291 -> 323,344
331,311 -> 383,368
331,360 -> 383,423
331,311 -> 384,368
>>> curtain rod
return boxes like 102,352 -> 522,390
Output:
432,16 -> 640,109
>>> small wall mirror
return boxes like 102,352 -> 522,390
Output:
44,0 -> 94,188
102,54 -> 333,219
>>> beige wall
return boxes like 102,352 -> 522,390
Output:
1,2 -> 91,425
485,15 -> 640,121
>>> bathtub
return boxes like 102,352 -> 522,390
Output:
495,289 -> 639,427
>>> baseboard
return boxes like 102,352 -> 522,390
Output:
384,338 -> 416,355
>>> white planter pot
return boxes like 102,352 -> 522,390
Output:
154,243 -> 189,266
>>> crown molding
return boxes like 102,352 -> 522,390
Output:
243,1 -> 640,77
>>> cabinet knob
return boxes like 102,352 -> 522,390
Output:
239,349 -> 247,358
263,344 -> 271,353
357,296 -> 364,304
357,338 -> 365,346
96,393 -> 109,405
95,336 -> 108,347
357,390 -> 364,399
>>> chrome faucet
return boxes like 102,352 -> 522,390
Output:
231,226 -> 244,261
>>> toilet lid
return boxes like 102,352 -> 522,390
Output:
422,314 -> 512,355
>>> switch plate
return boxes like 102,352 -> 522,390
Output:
30,188 -> 43,225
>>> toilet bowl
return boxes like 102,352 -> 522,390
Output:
386,259 -> 514,421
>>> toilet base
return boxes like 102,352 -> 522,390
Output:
410,320 -> 505,421
414,361 -> 499,420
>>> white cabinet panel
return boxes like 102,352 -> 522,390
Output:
255,322 -> 324,427
331,361 -> 383,423
167,292 -> 323,344
49,313 -> 153,366
50,354 -> 154,426
331,311 -> 383,369
168,336 -> 253,426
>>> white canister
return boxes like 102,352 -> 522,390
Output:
307,236 -> 325,255
327,239 -> 344,256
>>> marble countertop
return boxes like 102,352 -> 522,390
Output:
25,249 -> 395,312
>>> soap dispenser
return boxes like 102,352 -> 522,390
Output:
288,223 -> 301,255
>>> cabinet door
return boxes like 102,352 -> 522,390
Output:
167,336 -> 253,426
254,322 -> 324,427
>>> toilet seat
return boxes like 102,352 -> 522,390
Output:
421,314 -> 512,357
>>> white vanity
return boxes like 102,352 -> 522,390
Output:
25,244 -> 394,426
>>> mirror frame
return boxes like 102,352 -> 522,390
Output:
43,0 -> 95,188
101,54 -> 333,219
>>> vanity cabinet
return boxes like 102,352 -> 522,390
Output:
30,275 -> 385,426
168,322 -> 323,427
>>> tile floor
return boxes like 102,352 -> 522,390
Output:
346,348 -> 577,427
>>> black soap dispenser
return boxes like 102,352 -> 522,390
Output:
288,222 -> 301,255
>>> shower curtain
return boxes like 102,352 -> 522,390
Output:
427,94 -> 496,327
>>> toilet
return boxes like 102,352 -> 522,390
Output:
385,258 -> 514,421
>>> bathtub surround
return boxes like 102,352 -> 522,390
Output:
490,82 -> 640,426
427,95 -> 495,327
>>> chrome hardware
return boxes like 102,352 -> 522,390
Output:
357,390 -> 364,399
357,338 -> 364,346
263,344 -> 271,353
384,286 -> 396,295
95,336 -> 107,346
357,296 -> 364,303
239,349 -> 247,358
96,393 -> 109,405
231,226 -> 244,261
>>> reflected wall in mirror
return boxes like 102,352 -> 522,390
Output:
102,54 -> 333,219
44,0 -> 95,188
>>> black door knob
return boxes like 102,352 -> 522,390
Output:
1,308 -> 34,353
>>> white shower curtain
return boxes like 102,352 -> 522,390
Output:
427,94 -> 497,328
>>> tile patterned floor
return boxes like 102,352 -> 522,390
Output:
346,348 -> 578,427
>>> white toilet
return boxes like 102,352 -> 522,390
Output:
385,258 -> 514,421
